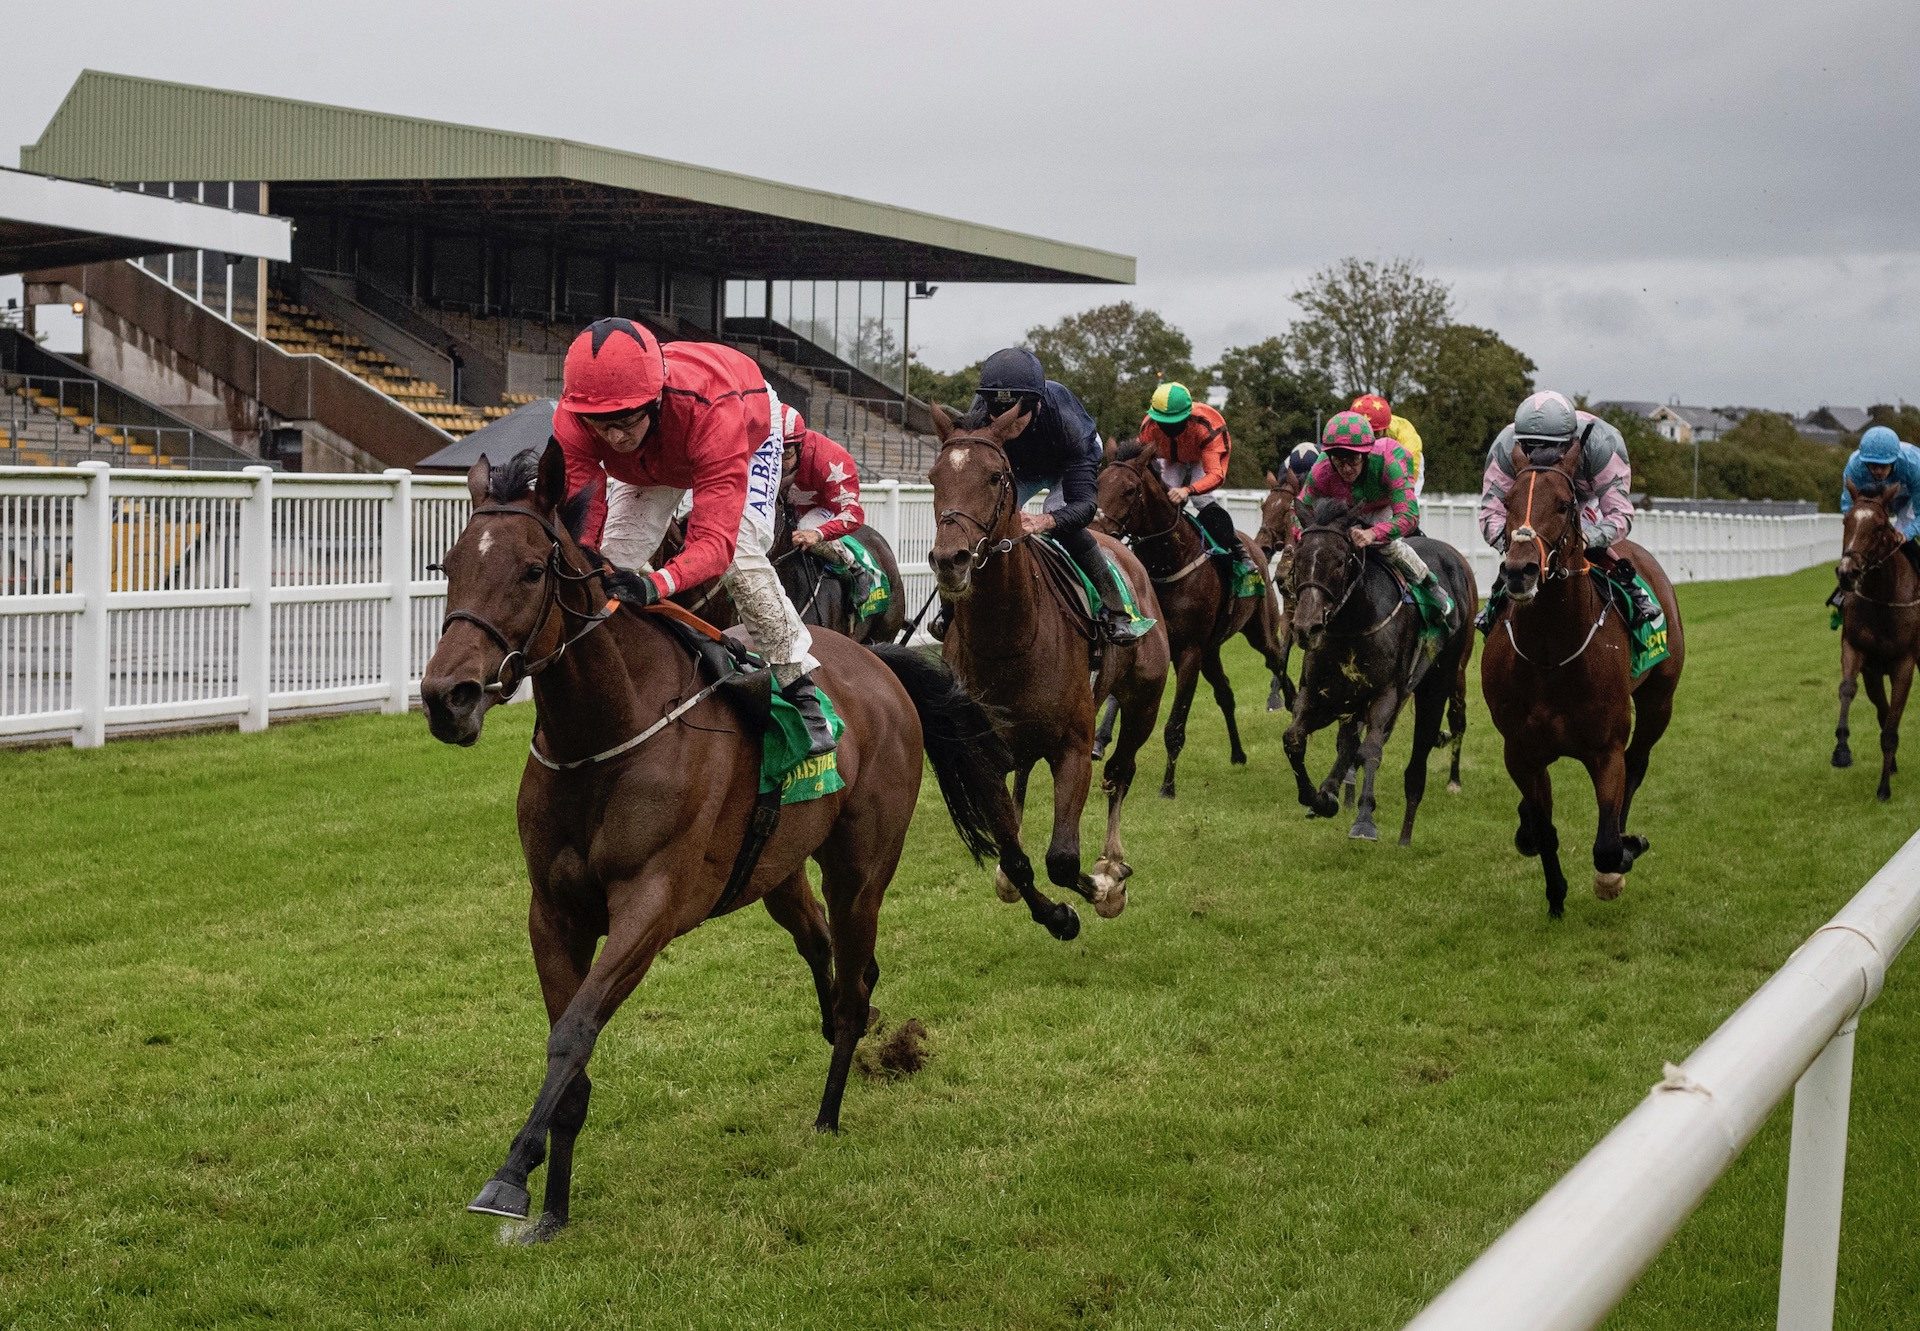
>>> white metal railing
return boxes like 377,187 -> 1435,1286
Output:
1407,829 -> 1920,1330
0,470 -> 1842,748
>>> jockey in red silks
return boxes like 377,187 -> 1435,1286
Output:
778,404 -> 876,608
551,316 -> 835,755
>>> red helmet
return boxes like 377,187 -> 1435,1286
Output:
1351,394 -> 1392,435
779,403 -> 806,443
560,318 -> 664,415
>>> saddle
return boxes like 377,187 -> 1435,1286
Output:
1183,513 -> 1263,600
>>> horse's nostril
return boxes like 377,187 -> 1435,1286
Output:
449,680 -> 483,713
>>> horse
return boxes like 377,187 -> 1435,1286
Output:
1283,500 -> 1477,844
928,403 -> 1170,918
1093,440 -> 1293,798
417,441 -> 1054,1240
1832,482 -> 1920,799
1480,439 -> 1685,917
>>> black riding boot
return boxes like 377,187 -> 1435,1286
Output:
1475,568 -> 1508,634
1058,524 -> 1154,644
1902,539 -> 1920,578
824,550 -> 876,607
1195,502 -> 1239,560
1609,555 -> 1664,626
781,672 -> 838,757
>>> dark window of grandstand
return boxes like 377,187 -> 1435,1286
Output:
363,224 -> 411,296
430,234 -> 485,308
171,181 -> 203,205
506,245 -> 550,318
202,252 -> 230,320
563,253 -> 607,321
232,182 -> 261,215
670,271 -> 716,330
168,250 -> 200,302
614,260 -> 660,317
291,214 -> 346,272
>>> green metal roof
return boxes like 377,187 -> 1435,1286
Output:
22,71 -> 1133,284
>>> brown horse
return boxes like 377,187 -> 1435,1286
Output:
1481,441 -> 1685,917
659,511 -> 908,646
1833,483 -> 1920,799
418,442 -> 1049,1239
1094,442 -> 1292,797
928,404 -> 1169,917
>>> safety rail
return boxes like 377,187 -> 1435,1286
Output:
1406,828 -> 1920,1330
0,471 -> 1840,748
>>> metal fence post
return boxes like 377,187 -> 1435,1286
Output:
238,465 -> 274,732
72,461 -> 112,747
1777,1018 -> 1858,1331
381,468 -> 412,713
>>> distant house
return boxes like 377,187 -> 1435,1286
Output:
1804,406 -> 1871,435
1647,404 -> 1737,445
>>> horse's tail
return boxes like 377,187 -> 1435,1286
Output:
867,643 -> 1015,864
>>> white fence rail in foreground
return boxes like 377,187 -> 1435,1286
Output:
0,467 -> 1841,748
1406,829 -> 1920,1331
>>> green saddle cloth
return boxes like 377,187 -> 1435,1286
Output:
1032,533 -> 1155,635
1183,513 -> 1264,599
838,534 -> 892,623
760,687 -> 846,804
1591,567 -> 1671,679
1404,578 -> 1452,648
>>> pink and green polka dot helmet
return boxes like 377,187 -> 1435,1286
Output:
1321,410 -> 1376,453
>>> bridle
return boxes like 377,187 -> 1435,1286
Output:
1839,501 -> 1920,605
1099,457 -> 1197,580
1505,464 -> 1592,584
437,505 -> 620,698
935,432 -> 1020,568
1291,524 -> 1399,637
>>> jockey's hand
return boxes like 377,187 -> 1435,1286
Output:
1349,527 -> 1379,549
603,566 -> 660,608
1020,511 -> 1056,536
791,528 -> 823,549
1167,486 -> 1192,506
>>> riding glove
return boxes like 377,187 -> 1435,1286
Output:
603,566 -> 661,608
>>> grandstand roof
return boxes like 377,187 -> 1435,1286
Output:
0,165 -> 289,275
22,72 -> 1134,284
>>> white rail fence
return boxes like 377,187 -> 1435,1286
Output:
1406,828 -> 1920,1331
0,467 -> 1842,748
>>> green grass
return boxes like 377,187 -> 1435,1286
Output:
3,566 -> 1918,1330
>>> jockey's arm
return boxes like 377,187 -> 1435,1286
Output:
1478,433 -> 1518,549
1192,426 -> 1231,496
651,398 -> 752,597
1579,448 -> 1635,552
1368,448 -> 1420,542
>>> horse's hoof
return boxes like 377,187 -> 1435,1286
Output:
1877,785 -> 1892,803
1349,820 -> 1379,842
1310,794 -> 1340,820
1446,781 -> 1462,795
992,868 -> 1022,904
516,1213 -> 567,1245
1832,749 -> 1853,769
1593,872 -> 1626,901
467,1178 -> 531,1221
1047,907 -> 1082,942
1159,782 -> 1176,799
1090,866 -> 1128,919
1230,751 -> 1248,766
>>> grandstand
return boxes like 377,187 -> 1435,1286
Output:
19,71 -> 1131,476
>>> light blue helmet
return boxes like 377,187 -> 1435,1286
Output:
1860,425 -> 1902,466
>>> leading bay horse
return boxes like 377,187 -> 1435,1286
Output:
1283,501 -> 1477,844
1481,439 -> 1685,916
1094,441 -> 1292,798
1832,482 -> 1920,799
419,442 -> 1043,1239
929,404 -> 1170,917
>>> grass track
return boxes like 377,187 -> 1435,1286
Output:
2,566 -> 1917,1329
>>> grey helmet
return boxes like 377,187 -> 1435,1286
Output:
1513,390 -> 1579,444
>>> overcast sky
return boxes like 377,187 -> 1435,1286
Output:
5,0 -> 1915,411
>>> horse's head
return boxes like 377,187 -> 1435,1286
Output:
927,401 -> 1030,598
1501,437 -> 1587,604
1841,478 -> 1907,582
1093,439 -> 1174,540
1256,472 -> 1302,558
420,441 -> 598,746
1289,499 -> 1366,650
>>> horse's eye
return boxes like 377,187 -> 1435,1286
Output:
522,563 -> 544,582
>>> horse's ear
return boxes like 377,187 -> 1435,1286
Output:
1264,469 -> 1279,488
535,437 -> 567,512
1886,485 -> 1907,512
931,403 -> 956,444
1846,477 -> 1861,503
988,402 -> 1031,443
466,454 -> 492,507
1557,435 -> 1585,475
1103,434 -> 1118,462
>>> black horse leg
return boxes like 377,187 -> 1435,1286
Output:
1200,646 -> 1246,767
1092,696 -> 1120,761
1864,670 -> 1894,800
1161,649 -> 1202,798
1399,678 -> 1447,846
995,761 -> 1036,903
1834,640 -> 1860,768
1349,690 -> 1401,842
1284,706 -> 1341,820
1879,657 -> 1915,802
1507,751 -> 1567,917
1329,719 -> 1361,811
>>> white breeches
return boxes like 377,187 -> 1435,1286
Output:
795,509 -> 855,566
1151,457 -> 1223,507
1381,537 -> 1431,582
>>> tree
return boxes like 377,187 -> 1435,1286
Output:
1403,325 -> 1536,494
907,354 -> 979,413
1210,336 -> 1339,484
1024,302 -> 1199,442
1289,257 -> 1451,404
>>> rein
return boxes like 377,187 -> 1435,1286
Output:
439,506 -> 620,699
1840,510 -> 1920,605
935,433 -> 1021,568
1103,460 -> 1209,585
1499,469 -> 1610,668
1294,528 -> 1401,638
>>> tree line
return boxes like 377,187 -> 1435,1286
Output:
910,257 -> 1896,509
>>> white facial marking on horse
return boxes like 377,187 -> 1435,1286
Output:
945,447 -> 970,471
478,530 -> 495,558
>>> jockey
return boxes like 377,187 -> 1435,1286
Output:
1839,424 -> 1920,581
1351,394 -> 1425,499
1282,441 -> 1320,492
1296,410 -> 1454,629
778,404 -> 876,608
1476,390 -> 1658,631
1136,382 -> 1240,558
941,346 -> 1153,644
552,316 -> 835,756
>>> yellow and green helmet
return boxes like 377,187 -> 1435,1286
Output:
1148,381 -> 1194,426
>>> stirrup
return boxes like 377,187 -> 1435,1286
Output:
1101,610 -> 1153,645
782,678 -> 838,757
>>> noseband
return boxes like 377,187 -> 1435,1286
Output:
438,505 -> 618,697
1292,524 -> 1373,627
935,433 -> 1019,568
1506,466 -> 1591,581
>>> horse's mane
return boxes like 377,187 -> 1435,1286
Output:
1308,497 -> 1357,529
954,401 -> 993,430
1113,437 -> 1152,464
1522,442 -> 1569,467
485,445 -> 601,549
